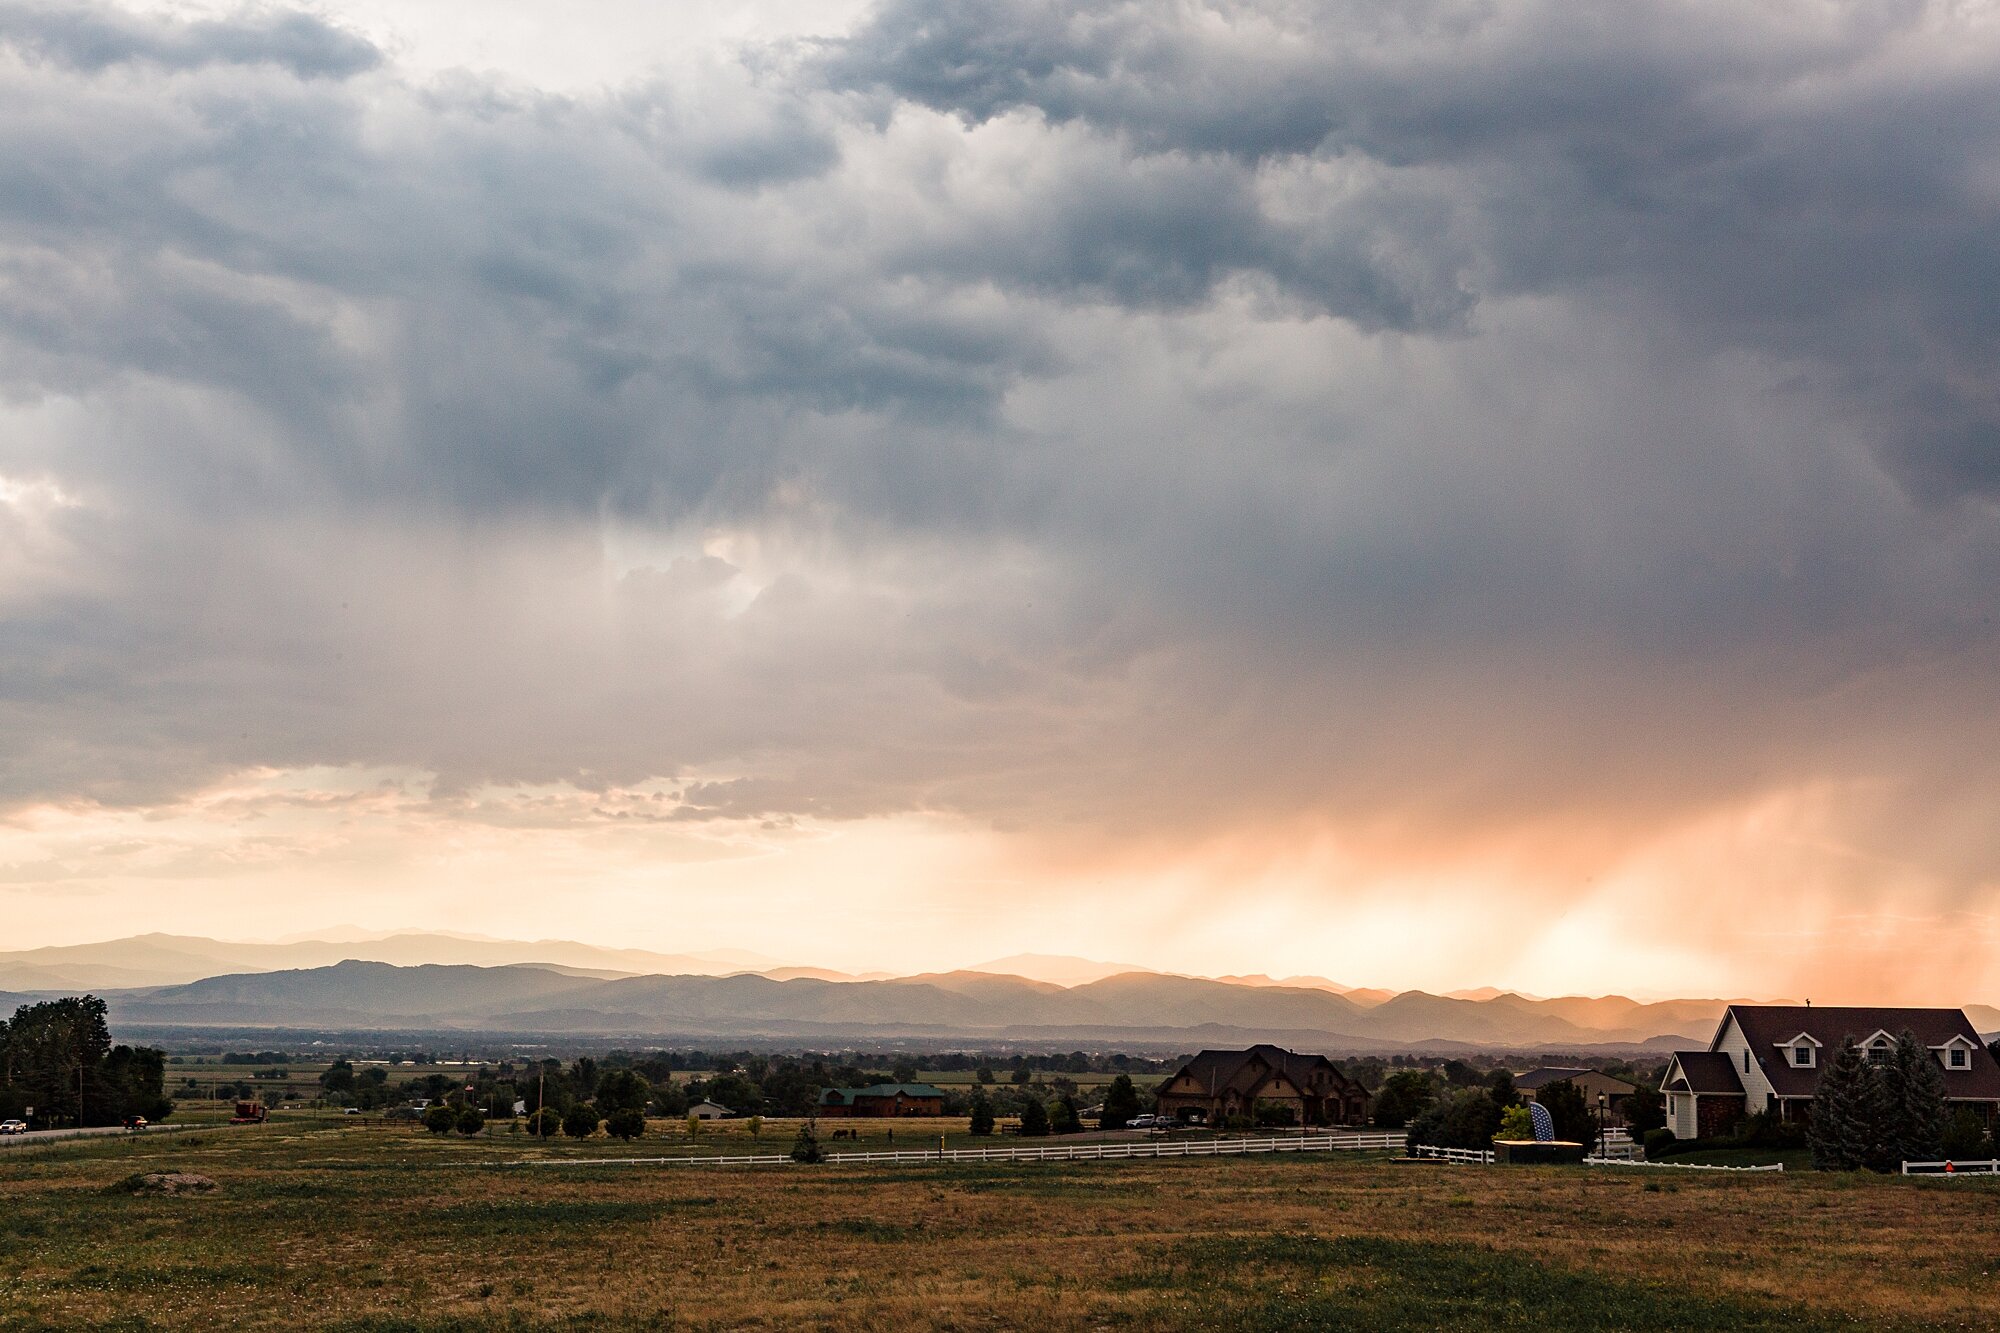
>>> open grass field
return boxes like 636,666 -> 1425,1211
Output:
2,1121 -> 1995,1331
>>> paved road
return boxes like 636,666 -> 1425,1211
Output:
0,1123 -> 213,1151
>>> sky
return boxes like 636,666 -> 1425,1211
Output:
2,0 -> 1999,1002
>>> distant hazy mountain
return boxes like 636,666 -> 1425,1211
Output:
0,933 -> 789,989
85,959 -> 1737,1049
9,933 -> 1987,1052
964,954 -> 1154,986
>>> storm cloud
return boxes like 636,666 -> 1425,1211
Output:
2,0 -> 1998,991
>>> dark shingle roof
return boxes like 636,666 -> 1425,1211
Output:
1664,1051 -> 1744,1095
1162,1046 -> 1366,1099
1513,1067 -> 1592,1091
817,1083 -> 946,1106
1723,1006 -> 2000,1100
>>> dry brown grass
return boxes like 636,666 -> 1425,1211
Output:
0,1123 -> 1993,1330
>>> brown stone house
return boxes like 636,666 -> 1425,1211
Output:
1661,1005 -> 2000,1139
815,1083 -> 947,1118
1155,1045 -> 1370,1127
1514,1068 -> 1639,1123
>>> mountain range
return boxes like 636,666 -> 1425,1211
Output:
5,934 -> 1994,1051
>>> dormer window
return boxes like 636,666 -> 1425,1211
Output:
1779,1034 -> 1822,1070
1935,1037 -> 1977,1071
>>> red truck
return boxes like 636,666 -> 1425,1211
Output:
230,1101 -> 269,1125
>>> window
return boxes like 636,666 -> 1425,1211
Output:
1791,1045 -> 1814,1068
1742,1049 -> 1750,1072
1868,1041 -> 1891,1065
1949,1047 -> 1969,1069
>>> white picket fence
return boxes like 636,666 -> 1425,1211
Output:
1901,1158 -> 2000,1177
1411,1144 -> 1494,1165
530,1130 -> 1408,1170
1585,1156 -> 1783,1172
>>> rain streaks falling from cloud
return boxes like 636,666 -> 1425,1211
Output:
0,0 -> 1997,996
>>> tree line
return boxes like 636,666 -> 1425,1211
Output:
0,997 -> 173,1128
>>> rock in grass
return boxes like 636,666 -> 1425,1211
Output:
111,1171 -> 218,1196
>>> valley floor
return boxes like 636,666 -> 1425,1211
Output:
1,1121 -> 1995,1330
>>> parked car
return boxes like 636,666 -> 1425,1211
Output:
1125,1114 -> 1162,1130
123,1116 -> 148,1130
0,1119 -> 27,1135
343,1107 -> 362,1115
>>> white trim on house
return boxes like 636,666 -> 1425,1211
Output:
1778,1032 -> 1823,1070
1934,1035 -> 1979,1071
1712,1012 -> 1777,1108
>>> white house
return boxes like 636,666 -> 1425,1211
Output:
1661,1005 -> 2000,1139
687,1099 -> 733,1120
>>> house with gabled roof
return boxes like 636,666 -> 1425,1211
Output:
1154,1045 -> 1369,1127
815,1083 -> 946,1118
1514,1067 -> 1639,1121
1661,1005 -> 2000,1139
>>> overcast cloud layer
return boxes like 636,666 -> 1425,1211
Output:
2,0 -> 1998,997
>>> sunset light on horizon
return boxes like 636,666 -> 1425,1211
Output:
5,0 -> 2000,1009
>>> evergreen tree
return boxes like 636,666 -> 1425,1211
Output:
1885,1030 -> 1946,1166
1852,1047 -> 1899,1172
1050,1094 -> 1082,1134
1486,1069 -> 1517,1111
1100,1074 -> 1141,1130
1534,1080 -> 1601,1153
1018,1096 -> 1049,1137
1810,1037 -> 1871,1170
967,1088 -> 995,1136
791,1120 -> 824,1163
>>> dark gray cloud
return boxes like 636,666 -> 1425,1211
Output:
0,0 -> 380,77
1,0 -> 1998,923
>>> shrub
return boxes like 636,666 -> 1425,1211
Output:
1497,1106 -> 1533,1141
1406,1089 -> 1502,1153
746,1115 -> 763,1139
1533,1081 -> 1601,1153
791,1122 -> 824,1163
422,1105 -> 456,1135
1371,1071 -> 1435,1129
968,1089 -> 995,1137
1050,1095 -> 1082,1135
1624,1086 -> 1666,1135
1100,1074 -> 1141,1131
1940,1108 -> 1989,1160
527,1107 -> 561,1138
1254,1099 -> 1298,1128
1642,1127 -> 1677,1161
1017,1097 -> 1049,1137
455,1106 -> 485,1136
561,1105 -> 599,1139
604,1109 -> 645,1141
